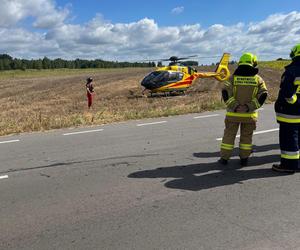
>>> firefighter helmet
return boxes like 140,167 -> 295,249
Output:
290,44 -> 300,59
238,53 -> 258,67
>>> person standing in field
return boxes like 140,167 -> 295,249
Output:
272,44 -> 300,174
219,53 -> 268,166
86,77 -> 94,109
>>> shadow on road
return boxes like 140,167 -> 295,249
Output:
128,145 -> 282,191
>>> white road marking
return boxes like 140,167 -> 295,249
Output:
63,129 -> 104,136
0,175 -> 8,180
0,139 -> 20,144
258,108 -> 264,111
137,121 -> 167,127
252,128 -> 279,135
194,114 -> 220,119
216,128 -> 279,141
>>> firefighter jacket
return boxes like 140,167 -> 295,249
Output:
275,57 -> 300,124
222,65 -> 268,123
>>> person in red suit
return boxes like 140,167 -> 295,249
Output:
86,77 -> 94,109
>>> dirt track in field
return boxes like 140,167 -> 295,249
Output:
0,65 -> 282,136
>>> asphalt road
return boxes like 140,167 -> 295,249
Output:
1,104 -> 300,250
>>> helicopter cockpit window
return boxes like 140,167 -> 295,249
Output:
145,71 -> 184,83
156,71 -> 169,82
141,71 -> 185,89
168,72 -> 178,82
167,72 -> 184,82
143,71 -> 161,82
177,73 -> 184,80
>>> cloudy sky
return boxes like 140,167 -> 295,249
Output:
0,0 -> 300,63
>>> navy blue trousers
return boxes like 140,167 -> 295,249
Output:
279,123 -> 300,170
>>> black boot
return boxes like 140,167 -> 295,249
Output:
240,158 -> 248,166
218,158 -> 228,165
272,164 -> 295,174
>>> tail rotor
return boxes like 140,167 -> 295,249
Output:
214,53 -> 231,81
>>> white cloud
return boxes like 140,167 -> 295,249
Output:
171,6 -> 184,15
0,1 -> 299,63
0,0 -> 69,28
248,11 -> 300,35
0,27 -> 60,58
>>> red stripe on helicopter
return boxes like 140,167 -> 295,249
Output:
167,75 -> 195,88
170,80 -> 193,87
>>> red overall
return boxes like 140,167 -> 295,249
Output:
87,92 -> 93,108
86,81 -> 94,108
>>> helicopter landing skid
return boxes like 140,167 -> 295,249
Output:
143,90 -> 186,98
142,88 -> 151,97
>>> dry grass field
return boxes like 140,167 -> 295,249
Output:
0,64 -> 283,136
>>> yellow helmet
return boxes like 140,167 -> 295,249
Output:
290,44 -> 300,59
238,53 -> 258,67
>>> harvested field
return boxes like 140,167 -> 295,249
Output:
0,64 -> 283,136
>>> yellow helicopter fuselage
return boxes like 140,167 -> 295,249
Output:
141,53 -> 231,94
151,65 -> 197,92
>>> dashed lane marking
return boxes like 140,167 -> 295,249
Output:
63,129 -> 104,136
216,128 -> 279,141
0,175 -> 8,180
194,114 -> 220,119
0,139 -> 20,144
137,121 -> 167,127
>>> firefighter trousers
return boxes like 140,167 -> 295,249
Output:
279,123 -> 300,170
220,119 -> 256,160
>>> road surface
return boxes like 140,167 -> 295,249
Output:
1,104 -> 300,250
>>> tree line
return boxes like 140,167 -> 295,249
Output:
0,54 -> 156,71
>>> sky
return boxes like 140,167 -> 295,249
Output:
0,0 -> 300,63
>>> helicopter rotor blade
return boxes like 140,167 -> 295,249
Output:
138,55 -> 199,62
136,54 -> 225,62
176,55 -> 198,60
137,58 -> 170,62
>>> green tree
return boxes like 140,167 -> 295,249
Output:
42,57 -> 51,69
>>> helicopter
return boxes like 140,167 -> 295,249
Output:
141,53 -> 231,96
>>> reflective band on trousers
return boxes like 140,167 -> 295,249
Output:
226,112 -> 258,118
276,113 -> 300,123
281,150 -> 299,160
240,143 -> 252,150
221,143 -> 234,150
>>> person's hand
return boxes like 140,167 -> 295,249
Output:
235,104 -> 248,112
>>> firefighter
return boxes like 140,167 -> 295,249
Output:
272,44 -> 300,174
219,53 -> 268,166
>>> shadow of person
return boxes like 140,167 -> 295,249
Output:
193,143 -> 279,159
128,154 -> 281,191
165,167 -> 278,191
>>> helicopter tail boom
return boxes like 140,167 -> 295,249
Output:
193,53 -> 230,81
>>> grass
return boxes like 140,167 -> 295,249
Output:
0,68 -> 135,80
0,64 -> 283,136
259,60 -> 291,70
